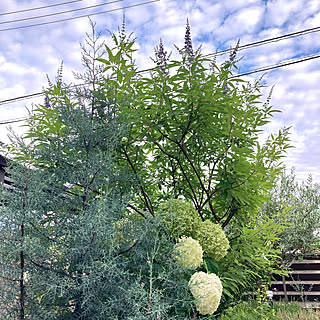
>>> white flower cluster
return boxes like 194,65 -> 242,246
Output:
157,199 -> 200,238
188,271 -> 223,315
159,200 -> 228,316
174,236 -> 203,269
157,199 -> 229,261
194,220 -> 230,261
173,237 -> 223,315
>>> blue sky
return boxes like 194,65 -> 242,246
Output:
0,0 -> 320,182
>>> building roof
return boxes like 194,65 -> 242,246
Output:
0,154 -> 7,167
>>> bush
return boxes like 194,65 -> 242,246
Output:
261,168 -> 320,260
0,19 -> 293,319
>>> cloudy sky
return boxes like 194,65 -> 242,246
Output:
0,0 -> 319,182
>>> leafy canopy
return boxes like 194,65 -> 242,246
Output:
97,25 -> 291,230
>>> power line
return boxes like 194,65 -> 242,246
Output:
0,83 -> 89,105
0,0 -> 86,17
0,0 -> 124,26
1,50 -> 320,107
231,52 -> 320,78
1,51 -> 320,125
2,1 -> 318,53
0,0 -> 160,32
0,93 -> 42,105
205,26 -> 320,58
133,26 -> 320,75
1,23 -> 319,106
0,117 -> 28,125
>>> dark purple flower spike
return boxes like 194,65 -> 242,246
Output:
151,39 -> 170,74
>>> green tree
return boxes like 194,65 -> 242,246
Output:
96,21 -> 292,309
0,20 -> 293,319
0,75 -> 130,319
0,25 -> 195,319
261,168 -> 320,259
98,21 -> 291,230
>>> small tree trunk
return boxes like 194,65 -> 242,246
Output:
282,274 -> 288,303
19,227 -> 25,320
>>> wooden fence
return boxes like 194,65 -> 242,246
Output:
270,254 -> 320,309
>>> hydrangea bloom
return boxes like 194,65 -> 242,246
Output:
156,199 -> 200,238
174,236 -> 203,269
188,271 -> 223,315
194,220 -> 229,261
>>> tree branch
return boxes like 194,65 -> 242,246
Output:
122,148 -> 154,216
1,275 -> 19,282
199,188 -> 221,211
177,141 -> 220,221
116,240 -> 138,256
231,169 -> 256,190
29,259 -> 74,279
154,137 -> 201,214
222,206 -> 238,228
0,235 -> 22,241
178,101 -> 194,144
127,204 -> 146,219
170,158 -> 177,199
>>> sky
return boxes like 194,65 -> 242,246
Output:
0,0 -> 319,182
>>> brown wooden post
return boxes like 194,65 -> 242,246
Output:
282,274 -> 289,303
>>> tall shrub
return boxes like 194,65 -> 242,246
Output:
98,22 -> 291,230
261,168 -> 320,260
0,20 -> 293,318
97,21 -> 292,306
0,24 -> 195,320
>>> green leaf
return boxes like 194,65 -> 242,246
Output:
203,256 -> 219,275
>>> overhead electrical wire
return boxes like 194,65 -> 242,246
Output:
1,51 -> 320,125
135,25 -> 320,74
0,0 -> 87,17
1,1 -> 320,53
230,52 -> 320,78
204,26 -> 320,58
0,0 -> 125,26
0,117 -> 28,125
1,23 -> 320,106
0,0 -> 317,109
2,0 -> 319,48
0,9 -> 318,116
0,83 -> 90,105
0,0 -> 160,32
0,49 -> 319,108
0,92 -> 43,105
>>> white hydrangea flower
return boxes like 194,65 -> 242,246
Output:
174,236 -> 203,269
188,271 -> 223,315
194,220 -> 229,261
156,199 -> 200,238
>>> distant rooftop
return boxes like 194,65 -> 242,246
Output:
0,154 -> 7,167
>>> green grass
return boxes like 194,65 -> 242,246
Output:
218,301 -> 320,320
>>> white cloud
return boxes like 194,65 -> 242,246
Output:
0,0 -> 319,182
213,5 -> 265,41
265,0 -> 307,27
